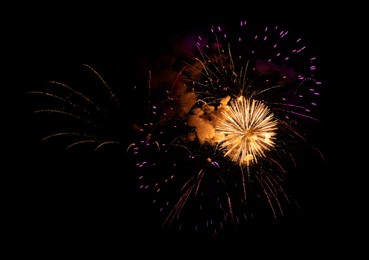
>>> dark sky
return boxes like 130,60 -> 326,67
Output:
7,3 -> 356,259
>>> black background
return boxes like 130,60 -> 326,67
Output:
7,2 -> 357,259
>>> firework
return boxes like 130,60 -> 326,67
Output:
215,96 -> 278,166
126,19 -> 325,234
28,19 -> 325,237
27,64 -> 125,153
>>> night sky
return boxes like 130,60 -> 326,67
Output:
8,2 -> 356,259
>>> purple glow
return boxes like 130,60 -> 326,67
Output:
211,161 -> 220,168
297,46 -> 306,53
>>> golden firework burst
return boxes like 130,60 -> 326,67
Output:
215,96 -> 278,166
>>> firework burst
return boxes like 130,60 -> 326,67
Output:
127,19 -> 325,234
28,19 -> 325,237
215,96 -> 278,166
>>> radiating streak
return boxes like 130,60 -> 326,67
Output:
27,91 -> 92,115
42,132 -> 96,141
164,169 -> 205,227
82,64 -> 120,107
65,139 -> 99,150
46,81 -> 99,111
94,140 -> 121,151
33,109 -> 98,127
